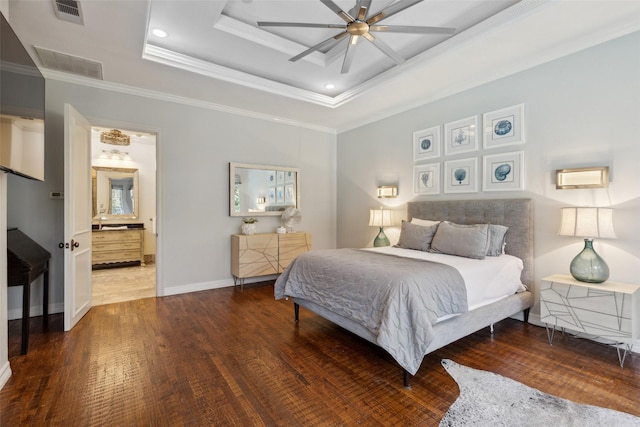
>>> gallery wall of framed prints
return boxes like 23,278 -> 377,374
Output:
412,104 -> 525,195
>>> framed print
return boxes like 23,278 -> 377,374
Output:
276,170 -> 285,185
483,104 -> 525,149
267,171 -> 276,185
444,157 -> 478,193
284,183 -> 295,203
413,163 -> 440,195
276,185 -> 284,203
285,170 -> 295,183
483,151 -> 524,191
268,187 -> 276,204
444,116 -> 478,156
413,126 -> 441,162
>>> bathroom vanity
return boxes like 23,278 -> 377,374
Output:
92,226 -> 144,268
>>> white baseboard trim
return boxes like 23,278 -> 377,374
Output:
0,360 -> 12,390
161,275 -> 277,297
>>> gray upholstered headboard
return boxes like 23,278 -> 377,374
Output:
407,199 -> 534,288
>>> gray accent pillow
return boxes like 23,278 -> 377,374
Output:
430,222 -> 489,259
487,224 -> 509,256
395,221 -> 439,251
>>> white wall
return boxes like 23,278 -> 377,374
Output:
6,80 -> 337,316
337,31 -> 640,318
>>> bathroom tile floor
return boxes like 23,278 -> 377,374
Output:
91,263 -> 156,306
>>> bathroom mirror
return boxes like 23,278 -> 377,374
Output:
92,166 -> 140,220
230,162 -> 300,217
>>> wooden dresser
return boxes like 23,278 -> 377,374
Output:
92,228 -> 145,268
231,232 -> 311,286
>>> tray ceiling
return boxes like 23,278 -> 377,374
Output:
5,0 -> 640,131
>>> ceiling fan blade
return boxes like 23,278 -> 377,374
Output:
367,0 -> 423,26
290,31 -> 348,62
355,0 -> 372,17
258,22 -> 346,29
369,25 -> 456,34
356,6 -> 367,21
320,0 -> 355,23
363,32 -> 405,65
341,36 -> 359,74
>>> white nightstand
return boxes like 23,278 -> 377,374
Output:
540,274 -> 639,367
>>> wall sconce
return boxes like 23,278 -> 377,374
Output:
556,166 -> 609,189
558,207 -> 616,283
377,185 -> 398,198
369,208 -> 393,247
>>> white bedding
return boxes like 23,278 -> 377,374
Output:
364,246 -> 525,311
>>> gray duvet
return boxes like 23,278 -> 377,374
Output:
274,248 -> 468,375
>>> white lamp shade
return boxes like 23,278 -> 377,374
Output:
369,209 -> 393,227
558,207 -> 616,239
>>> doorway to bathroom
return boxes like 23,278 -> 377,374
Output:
89,126 -> 157,306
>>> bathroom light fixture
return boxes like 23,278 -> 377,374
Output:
558,207 -> 615,283
369,207 -> 393,247
100,149 -> 132,161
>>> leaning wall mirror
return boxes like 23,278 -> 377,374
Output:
229,162 -> 300,217
92,166 -> 140,220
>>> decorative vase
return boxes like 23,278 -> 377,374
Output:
570,238 -> 609,283
241,223 -> 256,235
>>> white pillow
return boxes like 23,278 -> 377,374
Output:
411,218 -> 440,227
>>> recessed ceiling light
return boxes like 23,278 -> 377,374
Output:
325,84 -> 335,89
152,28 -> 168,38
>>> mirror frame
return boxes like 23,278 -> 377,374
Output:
229,162 -> 300,217
92,166 -> 140,220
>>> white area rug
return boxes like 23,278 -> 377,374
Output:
439,359 -> 640,427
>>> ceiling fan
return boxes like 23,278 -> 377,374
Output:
257,0 -> 456,74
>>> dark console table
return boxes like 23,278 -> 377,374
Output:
7,228 -> 51,355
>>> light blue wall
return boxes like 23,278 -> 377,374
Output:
336,31 -> 640,311
7,81 -> 337,317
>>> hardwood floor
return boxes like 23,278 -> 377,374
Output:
2,282 -> 639,425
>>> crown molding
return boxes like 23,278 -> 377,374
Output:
39,69 -> 337,134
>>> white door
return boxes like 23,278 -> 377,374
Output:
63,104 -> 92,331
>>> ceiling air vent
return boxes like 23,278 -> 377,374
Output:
52,0 -> 84,25
34,46 -> 103,80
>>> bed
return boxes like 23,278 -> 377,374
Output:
274,199 -> 533,387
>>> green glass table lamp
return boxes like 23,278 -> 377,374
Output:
369,208 -> 393,247
558,207 -> 616,283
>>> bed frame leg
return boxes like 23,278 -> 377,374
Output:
403,369 -> 411,389
294,302 -> 300,322
524,308 -> 530,324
